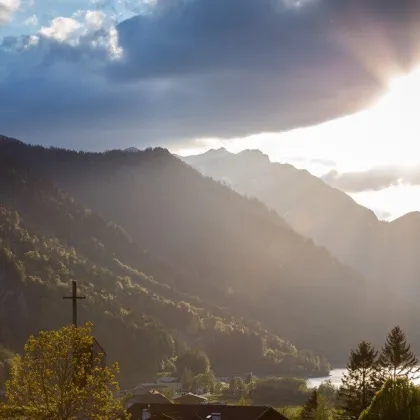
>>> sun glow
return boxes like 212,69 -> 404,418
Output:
175,68 -> 420,218
371,68 -> 420,136
178,68 -> 420,170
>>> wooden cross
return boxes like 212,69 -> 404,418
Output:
63,280 -> 86,327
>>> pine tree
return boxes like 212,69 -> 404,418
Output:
379,326 -> 419,380
338,341 -> 383,420
301,389 -> 318,419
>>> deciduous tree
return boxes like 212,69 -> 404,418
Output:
0,323 -> 127,420
175,348 -> 210,376
360,377 -> 420,420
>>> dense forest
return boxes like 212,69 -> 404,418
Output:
0,136 -> 415,363
0,149 -> 329,386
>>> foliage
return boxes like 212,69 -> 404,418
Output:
317,380 -> 338,406
338,341 -> 384,419
379,326 -> 419,380
238,395 -> 252,406
181,368 -> 193,391
160,387 -> 175,401
301,389 -> 318,419
227,377 -> 246,396
313,395 -> 335,420
0,323 -> 127,420
190,371 -> 217,394
277,406 -> 302,420
359,377 -> 420,420
0,345 -> 14,388
252,377 -> 309,406
175,348 -> 210,376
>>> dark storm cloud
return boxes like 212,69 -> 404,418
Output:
323,166 -> 420,193
1,0 -> 419,150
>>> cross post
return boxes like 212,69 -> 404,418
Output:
63,280 -> 86,327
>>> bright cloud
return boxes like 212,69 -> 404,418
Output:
0,0 -> 20,24
39,17 -> 82,42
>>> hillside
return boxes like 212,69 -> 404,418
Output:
0,150 -> 329,386
0,136 -> 416,365
182,149 -> 420,301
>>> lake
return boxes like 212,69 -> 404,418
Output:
307,369 -> 347,388
307,368 -> 420,388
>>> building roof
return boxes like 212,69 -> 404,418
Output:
173,393 -> 208,404
126,391 -> 173,406
127,403 -> 288,420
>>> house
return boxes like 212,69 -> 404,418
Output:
173,393 -> 208,405
140,378 -> 181,392
124,390 -> 173,408
126,403 -> 289,420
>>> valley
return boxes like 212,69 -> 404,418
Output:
1,135 -> 420,391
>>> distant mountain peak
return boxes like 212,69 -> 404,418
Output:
203,147 -> 231,156
185,148 -> 271,167
237,148 -> 270,163
391,211 -> 420,226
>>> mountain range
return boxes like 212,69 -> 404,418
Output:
0,136 -> 418,386
183,148 -> 420,302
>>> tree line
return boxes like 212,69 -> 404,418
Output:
296,325 -> 420,419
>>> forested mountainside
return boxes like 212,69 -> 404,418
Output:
0,152 -> 329,386
183,149 -> 420,301
1,136 -> 417,365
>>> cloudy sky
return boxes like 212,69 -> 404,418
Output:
1,0 -> 420,219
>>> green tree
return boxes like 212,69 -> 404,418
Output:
175,349 -> 210,376
252,377 -> 308,406
314,394 -> 335,420
229,377 -> 238,395
301,389 -> 318,419
0,322 -> 127,420
245,372 -> 255,385
338,341 -> 383,419
160,387 -> 175,401
191,371 -> 217,394
228,377 -> 245,396
359,377 -> 420,420
181,367 -> 193,391
317,380 -> 337,406
379,326 -> 419,380
238,395 -> 251,406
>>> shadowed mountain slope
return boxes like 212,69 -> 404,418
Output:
0,152 -> 334,385
0,137 -> 417,366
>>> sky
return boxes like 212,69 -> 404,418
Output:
1,0 -> 420,219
